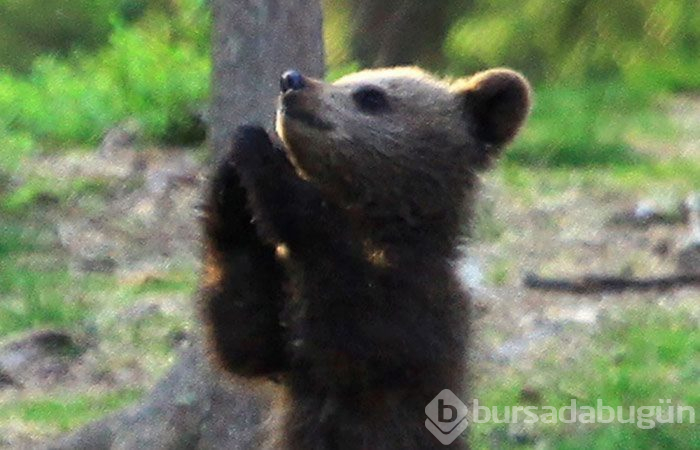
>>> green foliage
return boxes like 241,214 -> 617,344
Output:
322,1 -> 695,168
472,307 -> 700,449
0,0 -> 116,72
326,62 -> 361,82
0,125 -> 35,173
506,83 -> 654,167
0,0 -> 697,168
0,0 -> 210,152
322,0 -> 354,71
445,0 -> 700,91
0,0 -> 197,73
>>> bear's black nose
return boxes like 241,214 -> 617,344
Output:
281,70 -> 305,93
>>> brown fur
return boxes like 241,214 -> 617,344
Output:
200,66 -> 531,449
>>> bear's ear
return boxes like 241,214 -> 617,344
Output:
454,69 -> 531,147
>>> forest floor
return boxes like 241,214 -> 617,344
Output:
0,97 -> 698,448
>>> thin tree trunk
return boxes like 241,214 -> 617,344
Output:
348,0 -> 455,69
210,0 -> 325,158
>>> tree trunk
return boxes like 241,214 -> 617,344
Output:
348,0 -> 455,69
48,1 -> 324,448
210,0 -> 325,158
47,346 -> 276,449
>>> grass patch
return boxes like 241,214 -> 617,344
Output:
608,160 -> 700,190
0,389 -> 143,433
0,266 -> 89,337
506,83 -> 671,168
0,222 -> 99,338
499,158 -> 700,200
0,223 -> 40,256
0,223 -> 99,337
471,306 -> 700,449
486,259 -> 510,287
1,176 -> 110,214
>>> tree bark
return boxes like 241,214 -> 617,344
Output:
48,346 -> 276,450
210,0 -> 325,158
348,0 -> 456,69
48,1 -> 324,448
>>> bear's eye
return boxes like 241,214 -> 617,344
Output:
352,86 -> 389,114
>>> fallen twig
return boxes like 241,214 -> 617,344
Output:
607,210 -> 684,228
524,272 -> 700,294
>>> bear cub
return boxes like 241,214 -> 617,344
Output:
200,67 -> 531,449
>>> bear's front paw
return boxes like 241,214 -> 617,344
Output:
232,125 -> 277,172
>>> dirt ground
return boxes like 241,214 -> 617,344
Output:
0,98 -> 698,447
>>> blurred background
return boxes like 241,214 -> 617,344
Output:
0,0 -> 698,448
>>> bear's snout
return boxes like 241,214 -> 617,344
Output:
281,70 -> 306,93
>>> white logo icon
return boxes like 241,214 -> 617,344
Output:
425,389 -> 469,445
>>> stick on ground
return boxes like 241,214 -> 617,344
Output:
524,272 -> 700,294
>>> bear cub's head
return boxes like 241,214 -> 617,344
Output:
276,67 -> 530,222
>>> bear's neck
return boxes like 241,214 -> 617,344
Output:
350,205 -> 466,264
